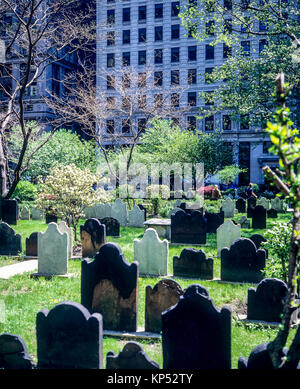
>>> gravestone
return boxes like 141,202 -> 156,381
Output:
0,334 -> 34,369
173,248 -> 213,280
162,284 -> 232,369
250,234 -> 267,251
217,220 -> 241,257
32,208 -> 44,221
252,205 -> 267,229
236,198 -> 246,213
0,222 -> 22,255
169,207 -> 182,218
247,197 -> 257,218
1,199 -> 18,225
145,279 -> 183,333
221,198 -> 235,218
257,197 -> 270,210
106,342 -> 160,369
36,223 -> 68,276
247,278 -> 288,323
81,243 -> 139,332
80,218 -> 106,258
25,232 -> 38,257
267,208 -> 278,218
128,205 -> 145,228
99,217 -> 120,237
271,197 -> 283,212
45,213 -> 57,224
20,206 -> 30,220
205,210 -> 224,233
221,238 -> 266,283
58,221 -> 73,259
97,203 -> 112,219
134,228 -> 168,277
111,199 -> 127,226
238,216 -> 251,229
137,204 -> 147,220
171,210 -> 207,245
36,301 -> 103,369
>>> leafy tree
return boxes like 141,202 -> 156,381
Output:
216,165 -> 247,185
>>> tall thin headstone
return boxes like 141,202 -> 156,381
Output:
217,220 -> 241,257
0,222 -> 22,255
111,199 -> 127,226
58,221 -> 73,259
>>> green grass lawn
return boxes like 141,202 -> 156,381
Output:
0,213 -> 294,368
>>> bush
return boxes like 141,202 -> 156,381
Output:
12,180 -> 38,202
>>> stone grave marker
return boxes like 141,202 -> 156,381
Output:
236,198 -> 246,213
145,279 -> 183,333
134,228 -> 168,276
205,210 -> 224,234
36,301 -> 103,369
106,342 -> 160,369
32,208 -> 44,221
171,210 -> 207,245
143,218 -> 171,240
169,207 -> 182,218
252,205 -> 267,229
247,278 -> 288,323
45,213 -> 57,224
0,222 -> 22,256
81,243 -> 139,332
1,199 -> 18,225
93,203 -> 112,220
173,248 -> 213,279
0,334 -> 34,369
249,234 -> 267,251
257,197 -> 270,210
162,284 -> 232,369
221,238 -> 266,283
137,204 -> 147,220
58,221 -> 73,259
217,219 -> 241,257
80,218 -> 106,258
99,217 -> 120,237
221,198 -> 235,218
25,232 -> 38,257
238,215 -> 251,229
267,208 -> 278,218
247,197 -> 257,218
128,205 -> 145,228
20,206 -> 30,220
271,197 -> 284,212
111,199 -> 127,226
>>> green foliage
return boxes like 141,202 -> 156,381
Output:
204,199 -> 223,213
217,165 -> 247,185
12,180 -> 38,202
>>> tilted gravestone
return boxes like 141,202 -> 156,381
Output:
221,238 -> 266,283
247,278 -> 288,323
36,301 -> 103,369
32,208 -> 44,221
99,217 -> 120,237
271,197 -> 284,213
236,198 -> 246,213
238,215 -> 250,229
80,218 -> 106,258
0,333 -> 34,369
128,205 -> 145,228
20,206 -> 30,220
205,210 -> 224,233
217,219 -> 241,257
0,222 -> 22,256
257,197 -> 270,210
25,232 -> 38,257
221,198 -> 235,218
58,221 -> 73,259
173,248 -> 213,280
81,243 -> 139,332
249,234 -> 267,251
145,279 -> 183,333
267,208 -> 278,218
247,197 -> 257,218
111,199 -> 127,226
106,342 -> 160,369
1,199 -> 18,225
252,205 -> 267,229
171,210 -> 207,245
162,284 -> 232,369
134,228 -> 168,277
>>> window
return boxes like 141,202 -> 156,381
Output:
188,46 -> 197,61
240,114 -> 250,130
171,2 -> 180,17
107,74 -> 115,89
263,141 -> 272,154
154,48 -> 163,64
122,73 -> 130,88
241,41 -> 250,56
139,28 -> 147,43
155,94 -> 163,109
205,67 -> 214,84
155,4 -> 163,18
24,104 -> 34,112
138,50 -> 147,65
138,94 -> 147,109
155,26 -> 163,41
224,19 -> 232,34
188,25 -> 197,38
206,20 -> 215,36
123,30 -> 130,44
259,21 -> 267,32
259,39 -> 267,54
122,96 -> 131,110
189,0 -> 198,9
138,118 -> 147,134
122,7 -> 131,23
171,47 -> 180,62
171,24 -> 180,40
122,51 -> 130,66
205,44 -> 214,60
224,0 -> 232,10
107,53 -> 115,68
205,116 -> 214,131
188,69 -> 197,84
223,114 -> 231,131
122,119 -> 131,133
106,119 -> 115,134
171,70 -> 180,85
138,72 -> 147,88
188,91 -> 197,106
205,91 -> 214,105
223,43 -> 232,59
154,71 -> 163,86
204,0 -> 215,12
171,93 -> 180,107
107,9 -> 115,25
187,116 -> 196,130
138,6 -> 147,21
106,96 -> 116,109
107,31 -> 115,46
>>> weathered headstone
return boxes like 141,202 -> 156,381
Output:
20,206 -> 30,220
257,197 -> 270,210
45,213 -> 57,224
249,234 -> 267,251
1,199 -> 18,225
252,205 -> 267,229
137,204 -> 147,220
162,284 -> 232,369
205,211 -> 224,233
236,198 -> 246,213
169,207 -> 182,218
171,210 -> 207,245
81,243 -> 139,332
221,238 -> 266,283
99,217 -> 120,237
271,197 -> 284,213
145,279 -> 183,333
143,218 -> 171,240
247,278 -> 288,323
80,218 -> 106,258
25,232 -> 38,257
0,334 -> 34,369
94,203 -> 112,219
0,222 -> 22,255
247,197 -> 257,218
173,248 -> 213,280
238,215 -> 251,229
267,208 -> 278,218
106,342 -> 160,369
221,198 -> 235,218
134,228 -> 168,276
36,301 -> 103,369
217,219 -> 241,257
32,208 -> 44,221
128,205 -> 145,228
111,199 -> 127,226
58,221 -> 73,259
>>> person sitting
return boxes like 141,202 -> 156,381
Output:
245,183 -> 257,199
211,185 -> 222,200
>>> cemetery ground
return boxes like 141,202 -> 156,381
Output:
0,213 -> 296,369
